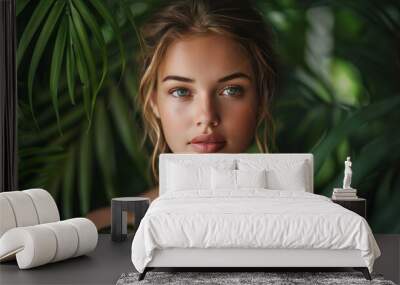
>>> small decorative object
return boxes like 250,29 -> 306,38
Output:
343,156 -> 353,189
111,197 -> 150,242
332,157 -> 358,200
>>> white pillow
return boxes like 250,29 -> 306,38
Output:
237,159 -> 309,192
167,160 -> 236,191
167,162 -> 210,191
211,168 -> 236,190
211,168 -> 267,190
237,169 -> 267,188
266,166 -> 307,191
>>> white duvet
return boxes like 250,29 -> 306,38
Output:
131,189 -> 381,273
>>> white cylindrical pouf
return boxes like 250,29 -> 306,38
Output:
66,218 -> 98,257
23,189 -> 60,224
42,221 -> 79,262
0,219 -> 97,269
0,191 -> 39,227
0,195 -> 17,237
0,226 -> 57,269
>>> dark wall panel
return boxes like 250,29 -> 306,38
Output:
0,0 -> 17,192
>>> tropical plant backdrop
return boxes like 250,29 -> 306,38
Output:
17,0 -> 400,233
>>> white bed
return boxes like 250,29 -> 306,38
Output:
131,153 -> 381,281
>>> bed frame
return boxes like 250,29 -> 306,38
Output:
140,248 -> 371,280
138,153 -> 372,281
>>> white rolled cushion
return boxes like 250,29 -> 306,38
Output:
211,168 -> 236,190
0,218 -> 98,269
236,169 -> 267,188
0,191 -> 39,227
166,159 -> 236,191
42,221 -> 79,262
0,226 -> 57,269
0,196 -> 17,237
23,188 -> 60,223
65,218 -> 98,257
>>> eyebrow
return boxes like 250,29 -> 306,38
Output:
161,72 -> 252,83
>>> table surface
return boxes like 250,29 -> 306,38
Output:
112,197 -> 149,202
331,198 -> 366,201
1,234 -> 398,285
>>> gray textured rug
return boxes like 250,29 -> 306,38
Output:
116,271 -> 395,285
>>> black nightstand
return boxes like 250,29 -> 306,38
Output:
331,198 -> 366,219
111,197 -> 150,242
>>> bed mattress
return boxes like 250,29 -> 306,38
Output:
131,189 -> 380,273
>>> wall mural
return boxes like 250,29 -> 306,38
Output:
16,0 -> 400,233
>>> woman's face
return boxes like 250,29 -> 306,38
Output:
150,33 -> 259,153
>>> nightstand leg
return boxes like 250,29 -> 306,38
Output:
354,267 -> 371,280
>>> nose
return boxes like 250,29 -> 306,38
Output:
195,92 -> 220,128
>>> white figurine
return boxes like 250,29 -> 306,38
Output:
342,156 -> 353,189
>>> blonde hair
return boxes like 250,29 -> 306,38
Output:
135,0 -> 278,184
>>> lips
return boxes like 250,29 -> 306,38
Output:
189,133 -> 226,153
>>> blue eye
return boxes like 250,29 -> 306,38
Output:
170,88 -> 190,98
221,86 -> 243,97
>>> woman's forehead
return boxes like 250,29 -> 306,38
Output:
157,33 -> 253,84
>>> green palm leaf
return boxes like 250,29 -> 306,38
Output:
120,0 -> 145,55
68,15 -> 91,121
27,0 -> 65,125
79,131 -> 92,215
70,2 -> 98,121
17,0 -> 54,67
109,86 -> 150,184
66,27 -> 76,105
72,0 -> 108,118
90,0 -> 126,80
19,146 -> 65,179
16,0 -> 30,16
34,105 -> 85,142
312,96 -> 400,173
63,147 -> 76,219
95,99 -> 116,199
50,16 -> 68,135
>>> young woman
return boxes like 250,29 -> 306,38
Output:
136,0 -> 278,200
87,0 -> 278,228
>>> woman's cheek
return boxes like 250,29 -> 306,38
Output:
224,102 -> 257,150
228,98 -> 257,126
160,102 -> 192,151
162,108 -> 181,133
